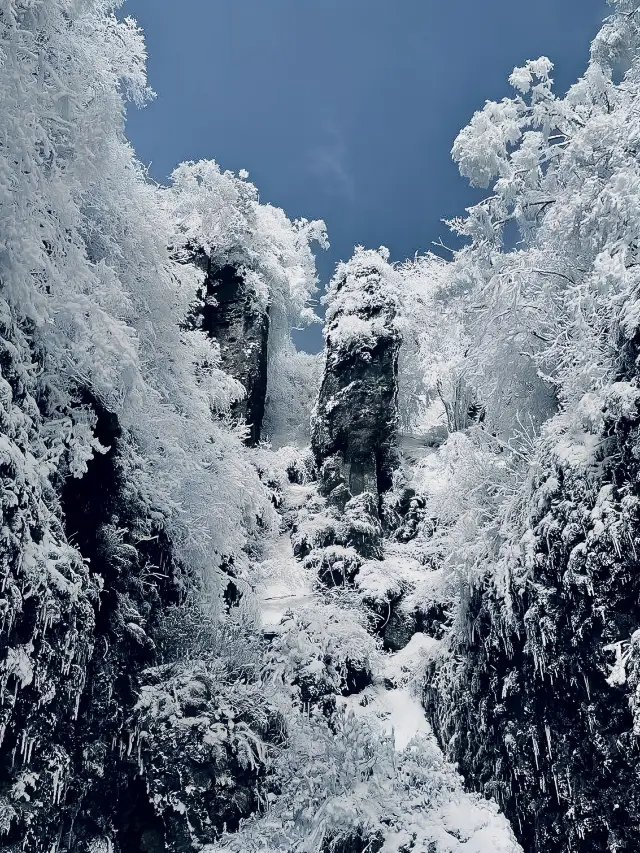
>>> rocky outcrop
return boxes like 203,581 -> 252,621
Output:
423,382 -> 640,853
311,248 -> 401,505
199,261 -> 269,446
0,316 -> 101,852
0,363 -> 184,852
308,249 -> 407,643
0,322 -> 273,852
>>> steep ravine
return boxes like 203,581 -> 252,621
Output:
2,207 -> 635,853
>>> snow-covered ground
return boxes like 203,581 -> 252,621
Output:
229,475 -> 522,853
257,480 -> 439,753
341,632 -> 439,750
257,483 -> 315,629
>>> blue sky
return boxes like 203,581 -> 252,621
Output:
124,0 -> 609,351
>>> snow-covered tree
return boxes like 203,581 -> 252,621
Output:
0,2 -> 322,848
416,4 -> 640,850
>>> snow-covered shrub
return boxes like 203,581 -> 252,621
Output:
208,706 -> 522,853
275,445 -> 317,487
395,254 -> 467,435
132,660 -> 285,847
291,491 -> 382,582
342,493 -> 383,559
262,604 -> 378,711
291,493 -> 341,559
263,343 -> 323,448
304,545 -> 363,588
153,599 -> 265,676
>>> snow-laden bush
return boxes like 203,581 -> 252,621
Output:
207,705 -> 522,853
394,254 -> 467,435
132,659 -> 284,846
262,604 -> 378,710
263,342 -> 323,447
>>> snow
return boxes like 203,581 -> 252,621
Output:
256,484 -> 314,629
376,686 -> 431,751
554,428 -> 601,468
338,633 -> 438,752
384,631 -> 439,684
7,0 -> 621,847
259,580 -> 314,629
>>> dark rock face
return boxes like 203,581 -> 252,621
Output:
311,259 -> 401,504
312,338 -> 400,500
0,316 -> 100,852
0,318 -> 272,853
200,262 -> 269,446
0,373 -> 186,853
423,394 -> 640,852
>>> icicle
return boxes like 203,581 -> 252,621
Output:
553,770 -> 560,802
566,769 -> 573,799
611,531 -> 621,558
531,732 -> 540,769
51,767 -> 60,805
582,672 -> 590,700
545,724 -> 552,759
20,729 -> 28,761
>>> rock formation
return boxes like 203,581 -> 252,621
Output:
311,247 -> 401,505
0,264 -> 275,852
199,261 -> 270,446
422,352 -> 640,852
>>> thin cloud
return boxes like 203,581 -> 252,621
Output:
305,123 -> 355,203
